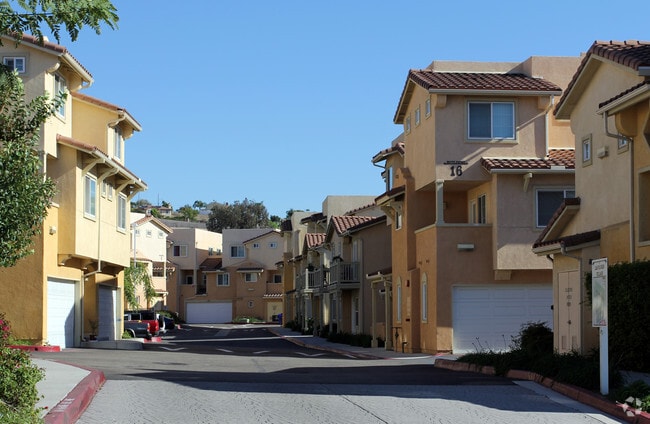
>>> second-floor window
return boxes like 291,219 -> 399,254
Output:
230,245 -> 245,258
217,274 -> 230,286
3,56 -> 25,73
244,273 -> 257,282
54,73 -> 66,118
117,194 -> 127,231
113,125 -> 123,162
84,175 -> 96,218
273,274 -> 282,284
536,188 -> 575,228
468,101 -> 514,140
173,245 -> 188,257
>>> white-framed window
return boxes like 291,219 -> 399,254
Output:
101,180 -> 107,198
84,174 -> 97,218
113,125 -> 123,162
252,243 -> 260,249
3,56 -> 25,73
107,182 -> 113,201
268,242 -> 277,249
471,194 -> 487,224
582,135 -> 592,165
386,165 -> 394,191
173,245 -> 188,257
405,115 -> 411,134
396,279 -> 402,322
618,135 -> 629,152
425,98 -> 431,117
244,273 -> 257,282
395,210 -> 403,230
146,229 -> 152,238
421,273 -> 428,322
415,106 -> 421,126
117,194 -> 127,230
54,73 -> 66,117
158,231 -> 164,239
230,245 -> 245,258
536,188 -> 575,228
217,273 -> 230,286
468,101 -> 515,140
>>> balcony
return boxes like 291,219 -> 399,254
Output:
328,262 -> 360,291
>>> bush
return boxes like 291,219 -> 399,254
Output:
0,312 -> 44,423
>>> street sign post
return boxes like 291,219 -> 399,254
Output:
591,257 -> 608,395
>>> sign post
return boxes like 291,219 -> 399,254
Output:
591,257 -> 608,395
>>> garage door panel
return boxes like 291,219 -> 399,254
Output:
47,279 -> 76,349
186,302 -> 232,324
453,285 -> 552,354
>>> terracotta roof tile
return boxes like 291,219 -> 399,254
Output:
533,197 -> 581,246
556,40 -> 650,115
533,229 -> 600,250
331,215 -> 376,235
598,80 -> 650,109
408,70 -> 563,93
305,233 -> 325,249
372,142 -> 405,163
481,149 -> 574,172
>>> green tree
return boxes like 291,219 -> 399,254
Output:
192,200 -> 206,210
124,262 -> 155,310
0,0 -> 118,44
0,66 -> 59,267
207,199 -> 270,233
178,204 -> 198,221
0,0 -> 119,267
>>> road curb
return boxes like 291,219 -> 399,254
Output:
435,359 -> 650,423
43,363 -> 106,424
267,328 -> 381,359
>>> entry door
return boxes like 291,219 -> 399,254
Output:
558,270 -> 581,353
98,286 -> 117,341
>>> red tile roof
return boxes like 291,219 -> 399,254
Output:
330,215 -> 376,235
407,70 -> 563,93
598,80 -> 650,109
71,92 -> 141,129
555,40 -> 650,116
533,197 -> 581,247
481,149 -> 574,172
305,233 -> 325,249
372,142 -> 405,163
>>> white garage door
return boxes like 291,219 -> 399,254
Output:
186,302 -> 232,324
98,286 -> 117,341
452,285 -> 552,354
47,279 -> 76,349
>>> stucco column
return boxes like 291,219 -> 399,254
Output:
435,179 -> 445,225
370,281 -> 378,348
384,280 -> 393,350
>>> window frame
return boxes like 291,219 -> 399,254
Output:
244,273 -> 258,283
414,106 -> 421,126
425,98 -> 431,118
421,274 -> 428,322
113,125 -> 123,162
84,174 -> 97,219
54,73 -> 67,118
582,134 -> 592,166
217,273 -> 230,286
3,56 -> 26,73
535,188 -> 575,228
405,115 -> 411,134
117,193 -> 127,231
173,245 -> 188,257
396,279 -> 402,323
467,101 -> 515,141
230,245 -> 245,258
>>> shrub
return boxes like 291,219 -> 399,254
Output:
0,312 -> 44,423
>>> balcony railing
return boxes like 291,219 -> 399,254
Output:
329,262 -> 360,290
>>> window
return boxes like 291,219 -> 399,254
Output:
405,115 -> 411,134
582,135 -> 592,165
253,243 -> 260,249
421,274 -> 428,322
173,245 -> 188,257
395,210 -> 403,230
396,279 -> 402,322
113,126 -> 123,161
273,274 -> 282,284
425,98 -> 431,117
158,231 -> 164,239
84,175 -> 96,218
217,273 -> 230,286
471,194 -> 487,224
54,74 -> 66,117
245,273 -> 258,282
3,56 -> 25,73
185,275 -> 193,285
107,182 -> 113,200
146,229 -> 152,238
415,106 -> 421,126
208,247 -> 214,256
618,135 -> 629,152
101,181 -> 107,198
117,194 -> 127,230
536,189 -> 575,228
468,101 -> 514,140
230,245 -> 245,258
268,242 -> 277,249
386,165 -> 393,191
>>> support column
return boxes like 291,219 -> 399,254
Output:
370,282 -> 378,348
384,280 -> 393,350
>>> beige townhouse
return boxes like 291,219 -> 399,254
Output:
166,227 -> 223,321
533,40 -> 650,353
374,55 -> 581,354
0,35 -> 146,347
130,213 -> 174,310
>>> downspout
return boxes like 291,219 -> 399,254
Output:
603,112 -> 635,261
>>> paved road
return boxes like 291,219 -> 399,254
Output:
37,325 -> 624,423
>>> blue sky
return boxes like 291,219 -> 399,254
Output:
56,1 -> 650,218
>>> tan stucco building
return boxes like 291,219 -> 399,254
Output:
533,40 -> 650,353
0,35 -> 146,347
374,56 -> 582,354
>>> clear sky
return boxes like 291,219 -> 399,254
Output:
56,0 -> 650,218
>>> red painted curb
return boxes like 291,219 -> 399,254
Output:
9,345 -> 61,352
43,365 -> 106,424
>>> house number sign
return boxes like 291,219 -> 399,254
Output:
443,160 -> 468,177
